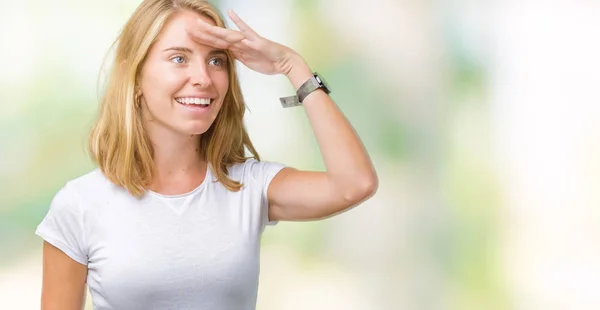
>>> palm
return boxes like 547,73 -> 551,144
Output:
187,10 -> 294,76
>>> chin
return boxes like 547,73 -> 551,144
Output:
182,122 -> 214,136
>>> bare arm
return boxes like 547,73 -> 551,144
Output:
41,241 -> 88,310
187,10 -> 378,221
267,55 -> 378,221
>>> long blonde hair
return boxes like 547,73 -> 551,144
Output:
89,0 -> 260,197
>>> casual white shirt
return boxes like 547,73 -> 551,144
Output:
35,158 -> 285,310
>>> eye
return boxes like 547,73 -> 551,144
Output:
170,55 -> 186,64
208,57 -> 225,67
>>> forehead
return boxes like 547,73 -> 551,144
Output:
153,10 -> 217,49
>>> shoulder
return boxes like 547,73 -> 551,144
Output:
43,171 -> 102,219
227,158 -> 287,183
59,168 -> 125,203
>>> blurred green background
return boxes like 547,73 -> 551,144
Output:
2,0 -> 600,309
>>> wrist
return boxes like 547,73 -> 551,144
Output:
285,54 -> 313,90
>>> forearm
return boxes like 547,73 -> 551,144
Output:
285,54 -> 378,202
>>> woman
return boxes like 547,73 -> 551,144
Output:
35,0 -> 377,309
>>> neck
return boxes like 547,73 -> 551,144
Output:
152,134 -> 204,176
147,131 -> 208,195
145,121 -> 206,179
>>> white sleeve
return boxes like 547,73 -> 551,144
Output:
35,184 -> 88,265
243,158 -> 286,229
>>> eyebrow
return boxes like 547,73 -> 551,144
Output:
163,46 -> 227,56
163,46 -> 193,53
208,49 -> 228,57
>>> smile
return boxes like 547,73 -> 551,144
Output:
175,97 -> 212,106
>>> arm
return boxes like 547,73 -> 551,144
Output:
267,55 -> 378,221
187,10 -> 378,221
41,241 -> 88,310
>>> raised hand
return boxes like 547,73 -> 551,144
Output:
186,10 -> 299,76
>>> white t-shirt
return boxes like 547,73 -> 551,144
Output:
35,158 -> 286,310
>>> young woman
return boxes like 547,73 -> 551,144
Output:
36,0 -> 377,309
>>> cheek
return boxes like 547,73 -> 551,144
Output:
214,81 -> 229,112
140,64 -> 186,99
147,76 -> 183,98
214,71 -> 230,96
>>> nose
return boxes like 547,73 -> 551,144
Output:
188,63 -> 212,88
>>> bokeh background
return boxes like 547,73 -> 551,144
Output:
1,0 -> 600,309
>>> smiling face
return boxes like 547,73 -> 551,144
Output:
138,10 -> 229,137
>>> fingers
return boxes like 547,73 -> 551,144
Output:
186,10 -> 262,55
187,28 -> 230,49
186,18 -> 245,49
228,39 -> 254,54
197,18 -> 245,42
227,10 -> 260,40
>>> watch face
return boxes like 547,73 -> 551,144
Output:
314,73 -> 331,94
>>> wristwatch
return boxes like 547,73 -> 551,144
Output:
279,72 -> 331,108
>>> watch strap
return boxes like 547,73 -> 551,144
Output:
297,76 -> 320,103
279,73 -> 329,108
279,95 -> 301,108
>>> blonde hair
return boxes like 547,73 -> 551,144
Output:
89,0 -> 260,197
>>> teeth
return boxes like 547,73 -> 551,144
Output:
176,97 -> 211,105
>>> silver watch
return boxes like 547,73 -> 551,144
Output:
279,72 -> 331,108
